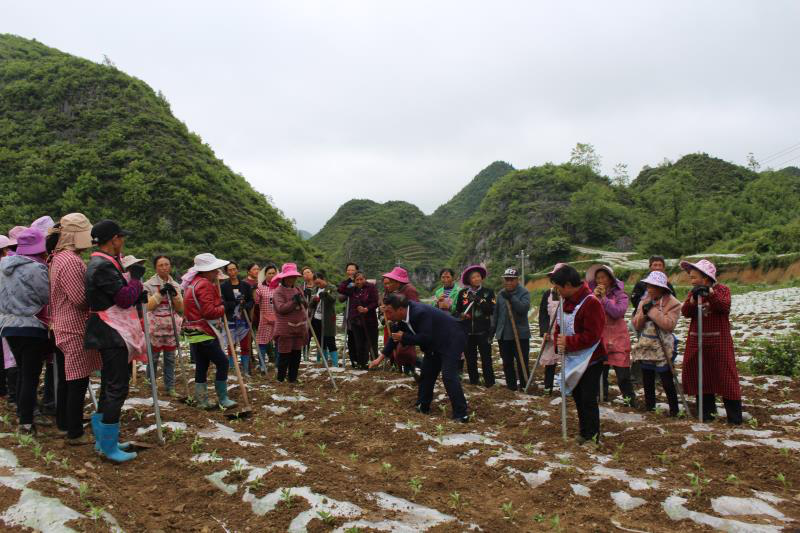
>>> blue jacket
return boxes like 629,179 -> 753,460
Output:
383,301 -> 466,356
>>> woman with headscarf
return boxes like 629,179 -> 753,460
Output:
48,214 -> 102,444
454,265 -> 496,387
679,259 -> 742,424
631,271 -> 681,416
253,264 -> 278,372
272,263 -> 309,383
143,255 -> 183,396
0,228 -> 51,435
587,264 -> 636,407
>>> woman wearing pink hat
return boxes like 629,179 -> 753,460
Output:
271,263 -> 309,382
454,265 -> 496,387
631,271 -> 681,416
679,259 -> 742,424
586,264 -> 636,407
380,266 -> 420,372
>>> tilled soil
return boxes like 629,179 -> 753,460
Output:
0,286 -> 799,532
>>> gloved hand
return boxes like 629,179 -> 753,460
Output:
138,289 -> 149,305
159,284 -> 177,298
292,293 -> 303,306
466,291 -> 476,303
691,286 -> 710,299
642,301 -> 654,315
128,263 -> 146,281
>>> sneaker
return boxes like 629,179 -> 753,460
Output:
455,415 -> 469,424
414,404 -> 431,415
66,433 -> 92,446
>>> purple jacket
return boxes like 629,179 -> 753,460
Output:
338,281 -> 379,328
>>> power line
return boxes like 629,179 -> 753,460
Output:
759,141 -> 800,164
772,153 -> 800,169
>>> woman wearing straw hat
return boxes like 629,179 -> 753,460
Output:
679,259 -> 742,424
271,263 -> 309,383
587,264 -> 636,407
380,266 -> 420,372
631,271 -> 681,416
182,253 -> 237,410
454,265 -> 496,387
253,264 -> 278,373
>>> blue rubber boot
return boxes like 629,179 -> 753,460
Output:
215,381 -> 237,409
93,412 -> 131,452
330,350 -> 339,367
97,421 -> 137,463
241,355 -> 250,376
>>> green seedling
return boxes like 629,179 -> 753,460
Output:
209,449 -> 221,461
776,473 -> 788,488
317,443 -> 328,456
550,514 -> 562,532
392,396 -> 400,404
190,436 -> 204,454
656,451 -> 671,465
133,409 -> 144,421
612,443 -> 624,461
60,457 -> 70,470
247,477 -> 264,491
78,482 -> 90,501
32,442 -> 43,459
726,474 -> 739,484
317,510 -> 335,525
779,448 -> 789,457
278,421 -> 286,431
654,406 -> 664,416
17,432 -> 34,447
344,528 -> 362,533
449,491 -> 461,509
408,476 -> 422,498
501,502 -> 515,521
532,513 -> 545,523
693,461 -> 704,472
380,462 -> 393,474
231,459 -> 245,474
522,428 -> 529,437
439,404 -> 447,415
292,429 -> 305,439
524,443 -> 537,456
170,427 -> 185,442
748,417 -> 758,429
558,456 -> 571,465
43,451 -> 57,466
349,452 -> 358,462
280,488 -> 294,508
88,505 -> 104,520
375,409 -> 384,418
0,414 -> 10,426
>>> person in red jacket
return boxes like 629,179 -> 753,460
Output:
552,264 -> 607,444
182,253 -> 237,410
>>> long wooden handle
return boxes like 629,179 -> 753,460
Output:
217,278 -> 251,410
505,299 -> 530,385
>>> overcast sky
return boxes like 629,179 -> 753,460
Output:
5,2 -> 800,232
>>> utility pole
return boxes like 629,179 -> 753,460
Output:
515,249 -> 526,285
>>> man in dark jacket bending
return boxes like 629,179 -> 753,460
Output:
371,293 -> 469,422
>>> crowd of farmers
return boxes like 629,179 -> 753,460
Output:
0,212 -> 743,463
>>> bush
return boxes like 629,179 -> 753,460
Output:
745,331 -> 800,377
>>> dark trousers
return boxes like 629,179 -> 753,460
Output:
277,350 -> 301,382
6,367 -> 18,403
352,323 -> 378,368
312,319 -> 337,352
194,339 -> 229,384
602,365 -> 636,406
498,339 -> 529,390
346,329 -> 357,367
572,362 -> 603,441
544,364 -> 556,391
418,350 -> 468,419
98,346 -> 130,424
55,350 -> 89,438
642,368 -> 679,415
7,336 -> 47,425
465,334 -> 494,387
0,340 -> 5,396
43,361 -> 54,406
696,394 -> 742,424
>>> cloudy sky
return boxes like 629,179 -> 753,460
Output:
5,1 -> 800,232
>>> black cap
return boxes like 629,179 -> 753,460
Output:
91,219 -> 131,244
502,267 -> 520,278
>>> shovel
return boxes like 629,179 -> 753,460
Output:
216,279 -> 252,420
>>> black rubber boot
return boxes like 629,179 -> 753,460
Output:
723,398 -> 743,425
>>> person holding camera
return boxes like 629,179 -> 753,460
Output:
143,255 -> 183,397
271,263 -> 309,383
84,220 -> 143,463
631,271 -> 681,416
679,259 -> 742,424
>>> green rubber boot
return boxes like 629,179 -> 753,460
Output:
215,381 -> 237,409
194,382 -> 210,409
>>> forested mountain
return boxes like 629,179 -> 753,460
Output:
0,34 -> 325,272
429,161 -> 514,236
310,162 -> 514,288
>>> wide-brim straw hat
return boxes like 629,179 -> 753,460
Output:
192,253 -> 230,273
121,255 -> 145,270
